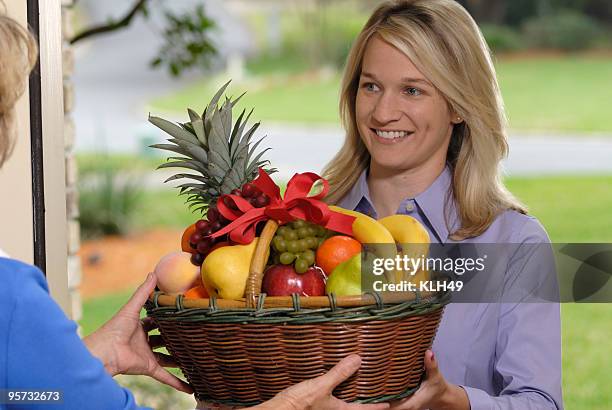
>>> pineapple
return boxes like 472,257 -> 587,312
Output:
149,81 -> 276,215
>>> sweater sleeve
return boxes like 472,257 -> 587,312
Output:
1,258 -> 151,410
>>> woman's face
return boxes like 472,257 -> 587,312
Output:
356,35 -> 459,174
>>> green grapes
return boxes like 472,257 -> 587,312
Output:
270,219 -> 336,274
280,252 -> 296,265
294,258 -> 309,274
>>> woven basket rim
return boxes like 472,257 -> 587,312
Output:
146,290 -> 450,324
148,286 -> 447,308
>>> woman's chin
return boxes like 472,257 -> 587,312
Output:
370,156 -> 419,173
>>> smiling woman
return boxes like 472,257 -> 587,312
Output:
323,1 -> 563,409
355,35 -> 462,202
324,0 -> 525,239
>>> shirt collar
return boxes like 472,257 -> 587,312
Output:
414,166 -> 460,243
337,169 -> 373,214
337,165 -> 459,243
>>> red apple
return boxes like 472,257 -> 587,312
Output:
261,265 -> 327,297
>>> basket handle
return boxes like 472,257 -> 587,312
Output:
245,219 -> 279,308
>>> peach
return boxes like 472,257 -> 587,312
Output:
154,251 -> 201,295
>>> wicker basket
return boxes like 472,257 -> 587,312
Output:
146,220 -> 449,406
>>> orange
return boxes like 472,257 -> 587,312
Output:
184,284 -> 209,299
181,223 -> 197,254
315,235 -> 362,275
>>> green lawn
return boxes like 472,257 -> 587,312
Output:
80,290 -> 135,336
150,73 -> 342,124
505,175 -> 612,242
81,175 -> 612,409
505,175 -> 612,410
498,57 -> 612,133
150,56 -> 612,133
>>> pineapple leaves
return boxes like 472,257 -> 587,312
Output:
231,121 -> 259,170
192,119 -> 207,147
149,143 -> 190,157
149,115 -> 199,146
150,80 -> 275,211
157,160 -> 207,174
228,108 -> 246,159
164,173 -> 207,184
187,108 -> 201,123
247,147 -> 272,177
204,80 -> 231,125
210,106 -> 231,153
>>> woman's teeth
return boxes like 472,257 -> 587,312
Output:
375,129 -> 410,139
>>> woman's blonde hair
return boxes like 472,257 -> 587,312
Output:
323,0 -> 526,240
0,6 -> 38,167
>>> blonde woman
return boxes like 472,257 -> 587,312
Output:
0,8 -> 392,410
324,0 -> 562,409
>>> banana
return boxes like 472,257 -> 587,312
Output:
377,214 -> 430,249
378,215 -> 430,282
329,206 -> 396,245
329,206 -> 398,283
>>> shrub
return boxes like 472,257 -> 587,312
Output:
78,162 -> 143,239
246,3 -> 368,72
522,10 -> 602,51
480,24 -> 523,53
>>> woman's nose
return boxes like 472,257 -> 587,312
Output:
371,93 -> 401,124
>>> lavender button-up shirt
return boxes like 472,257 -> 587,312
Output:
338,166 -> 563,409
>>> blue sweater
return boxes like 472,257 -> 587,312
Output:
0,257 -> 149,410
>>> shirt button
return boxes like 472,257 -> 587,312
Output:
405,202 -> 415,212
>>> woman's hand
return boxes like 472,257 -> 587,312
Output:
83,272 -> 192,394
254,354 -> 389,410
388,351 -> 468,410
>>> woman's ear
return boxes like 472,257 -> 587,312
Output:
450,111 -> 463,125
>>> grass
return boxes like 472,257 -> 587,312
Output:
150,56 -> 612,133
505,175 -> 612,242
134,189 -> 198,230
77,153 -> 161,175
80,175 -> 612,409
150,74 -> 342,124
506,175 -> 612,409
559,303 -> 610,410
80,290 -> 134,336
498,57 -> 612,133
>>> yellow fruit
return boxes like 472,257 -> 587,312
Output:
200,238 -> 268,300
328,206 -> 395,245
377,214 -> 430,254
378,215 -> 430,282
329,206 -> 397,282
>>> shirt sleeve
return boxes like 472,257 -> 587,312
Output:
462,217 -> 563,410
3,258 -> 151,410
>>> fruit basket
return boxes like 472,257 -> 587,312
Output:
144,82 -> 450,406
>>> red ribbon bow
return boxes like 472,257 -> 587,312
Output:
211,168 -> 355,244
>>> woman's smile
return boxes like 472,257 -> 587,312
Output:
369,127 -> 415,144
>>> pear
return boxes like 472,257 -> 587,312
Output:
201,238 -> 268,299
325,253 -> 362,296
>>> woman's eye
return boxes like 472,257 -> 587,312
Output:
362,82 -> 379,92
405,87 -> 422,96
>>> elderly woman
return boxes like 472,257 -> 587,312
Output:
0,8 -> 390,410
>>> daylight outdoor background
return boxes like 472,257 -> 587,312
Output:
70,0 -> 612,408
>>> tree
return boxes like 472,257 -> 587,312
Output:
462,0 -> 508,24
70,0 -> 217,77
